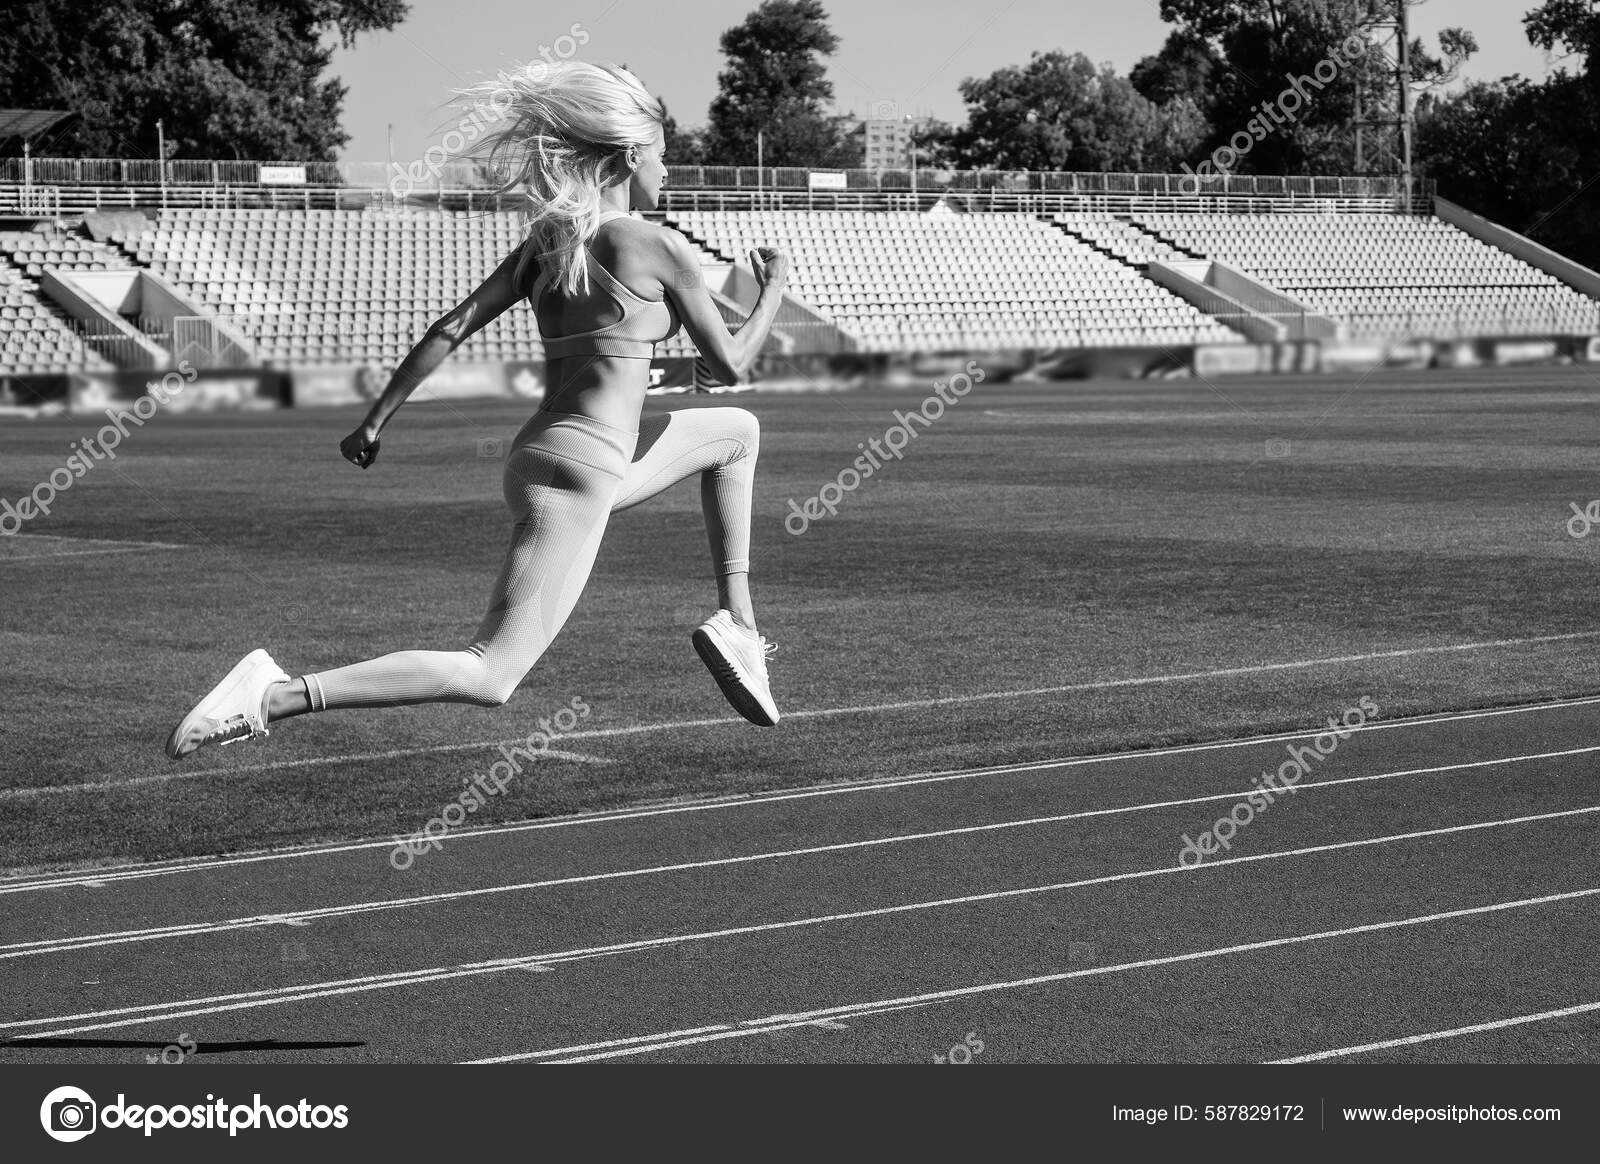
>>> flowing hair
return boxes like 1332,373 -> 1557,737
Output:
452,60 -> 664,297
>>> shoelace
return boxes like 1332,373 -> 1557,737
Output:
751,637 -> 777,677
203,714 -> 259,748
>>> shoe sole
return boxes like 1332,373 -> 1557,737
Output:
692,626 -> 779,727
165,649 -> 276,760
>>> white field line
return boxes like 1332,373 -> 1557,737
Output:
11,629 -> 1600,800
3,805 -> 1596,1038
479,885 -> 1600,1063
5,694 -> 1600,894
1268,1002 -> 1600,1063
4,746 -> 1597,960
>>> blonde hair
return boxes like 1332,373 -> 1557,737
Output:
454,60 -> 664,297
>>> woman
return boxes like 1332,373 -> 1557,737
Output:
166,60 -> 786,760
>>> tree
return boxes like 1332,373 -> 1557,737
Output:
1141,0 -> 1475,175
0,0 -> 407,161
661,102 -> 706,167
702,0 -> 861,167
1525,0 -> 1600,100
948,51 -> 1207,172
1130,27 -> 1223,111
1417,2 -> 1600,268
907,118 -> 962,170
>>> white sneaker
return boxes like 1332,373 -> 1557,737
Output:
692,610 -> 779,727
165,649 -> 291,760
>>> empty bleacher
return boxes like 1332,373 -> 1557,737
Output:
4,199 -> 1599,377
122,208 -> 544,367
669,210 -> 1244,352
1053,214 -> 1192,268
0,254 -> 114,375
1130,212 -> 1600,340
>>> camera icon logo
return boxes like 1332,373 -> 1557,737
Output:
40,1086 -> 97,1142
476,437 -> 504,459
1265,438 -> 1291,459
871,99 -> 899,121
673,268 -> 701,290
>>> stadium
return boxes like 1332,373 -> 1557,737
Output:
2,0 -> 1600,1114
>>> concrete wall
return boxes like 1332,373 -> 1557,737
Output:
1147,260 -> 1285,343
39,270 -> 168,368
1204,262 -> 1341,341
1435,196 -> 1600,301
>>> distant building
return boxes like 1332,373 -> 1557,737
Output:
861,114 -> 933,171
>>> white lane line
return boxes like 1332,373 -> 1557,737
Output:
1268,1002 -> 1600,1064
0,546 -> 186,562
474,886 -> 1600,1063
28,628 -> 1600,795
0,749 -> 613,799
5,806 -> 1597,1038
0,533 -> 188,562
7,693 -> 1600,895
7,747 -> 1596,959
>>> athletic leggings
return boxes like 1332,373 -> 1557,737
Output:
302,406 -> 759,710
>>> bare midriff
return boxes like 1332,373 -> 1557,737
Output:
536,356 -> 651,433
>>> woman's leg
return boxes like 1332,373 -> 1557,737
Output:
609,406 -> 760,628
276,416 -> 632,719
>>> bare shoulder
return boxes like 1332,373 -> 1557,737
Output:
640,222 -> 700,281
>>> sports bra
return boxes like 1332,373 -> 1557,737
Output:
529,211 -> 681,361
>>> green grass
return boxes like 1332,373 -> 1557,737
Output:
3,366 -> 1599,872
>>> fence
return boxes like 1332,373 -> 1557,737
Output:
0,157 -> 1433,215
173,315 -> 257,368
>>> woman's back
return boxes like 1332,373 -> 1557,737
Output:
531,213 -> 678,431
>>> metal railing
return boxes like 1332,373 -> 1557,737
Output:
1340,305 -> 1600,341
173,315 -> 257,368
0,157 -> 1432,215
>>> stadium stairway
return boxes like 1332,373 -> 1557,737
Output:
1125,211 -> 1600,342
0,244 -> 118,376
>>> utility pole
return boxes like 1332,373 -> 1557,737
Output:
1397,0 -> 1413,209
1352,0 -> 1416,209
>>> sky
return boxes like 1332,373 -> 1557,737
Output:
329,0 -> 1567,166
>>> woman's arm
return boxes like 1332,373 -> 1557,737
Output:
656,229 -> 788,387
340,242 -> 533,468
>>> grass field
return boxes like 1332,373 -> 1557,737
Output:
3,366 -> 1599,873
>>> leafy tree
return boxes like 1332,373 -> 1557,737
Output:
1130,27 -> 1223,111
907,118 -> 962,169
948,51 -> 1206,172
702,0 -> 861,167
660,102 -> 706,167
1137,0 -> 1474,174
0,0 -> 407,160
1419,1 -> 1600,266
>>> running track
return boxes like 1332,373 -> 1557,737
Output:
2,698 -> 1598,1064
